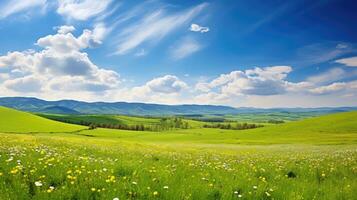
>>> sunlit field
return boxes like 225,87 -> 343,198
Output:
0,107 -> 356,199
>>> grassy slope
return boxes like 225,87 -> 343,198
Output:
75,111 -> 357,145
0,106 -> 84,133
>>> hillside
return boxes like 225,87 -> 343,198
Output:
72,111 -> 357,145
0,106 -> 84,133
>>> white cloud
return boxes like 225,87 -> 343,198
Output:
309,81 -> 357,95
56,0 -> 113,21
192,66 -> 357,107
335,56 -> 357,67
196,66 -> 292,96
145,75 -> 187,94
56,25 -> 75,34
0,26 -> 120,98
4,75 -> 44,93
114,3 -> 208,55
189,23 -> 209,33
170,37 -> 201,60
0,0 -> 47,19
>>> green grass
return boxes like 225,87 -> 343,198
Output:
0,106 -> 84,133
0,107 -> 356,199
191,112 -> 327,123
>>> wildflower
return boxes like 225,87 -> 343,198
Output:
253,186 -> 258,190
91,188 -> 96,192
153,191 -> 159,196
113,198 -> 119,200
0,172 -> 3,176
10,169 -> 18,174
265,192 -> 271,197
35,181 -> 43,187
132,181 -> 137,185
163,186 -> 169,189
238,194 -> 242,198
47,187 -> 55,193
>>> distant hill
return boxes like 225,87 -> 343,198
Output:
0,97 -> 355,115
38,106 -> 80,114
0,97 -> 238,115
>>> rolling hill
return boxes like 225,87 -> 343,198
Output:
72,111 -> 357,145
0,106 -> 84,133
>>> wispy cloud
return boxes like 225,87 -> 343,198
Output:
335,56 -> 357,67
170,37 -> 202,60
292,42 -> 356,67
56,0 -> 113,21
0,0 -> 46,19
114,3 -> 208,55
307,68 -> 346,85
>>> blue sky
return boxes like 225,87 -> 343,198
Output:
0,0 -> 356,107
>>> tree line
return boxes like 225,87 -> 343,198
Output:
42,115 -> 190,132
203,122 -> 263,130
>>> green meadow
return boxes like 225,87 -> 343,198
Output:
0,106 -> 356,199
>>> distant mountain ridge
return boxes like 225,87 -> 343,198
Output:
0,97 -> 355,115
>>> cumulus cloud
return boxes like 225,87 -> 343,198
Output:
189,23 -> 209,33
193,65 -> 357,106
335,56 -> 357,67
145,75 -> 187,93
0,25 -> 120,98
170,37 -> 201,60
55,25 -> 75,34
56,0 -> 113,21
4,75 -> 44,93
196,66 -> 292,96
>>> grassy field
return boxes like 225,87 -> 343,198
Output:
0,106 -> 356,199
